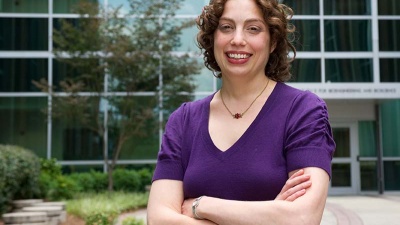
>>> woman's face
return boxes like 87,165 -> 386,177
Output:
213,0 -> 274,78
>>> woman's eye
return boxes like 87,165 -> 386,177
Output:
248,26 -> 261,32
219,24 -> 233,31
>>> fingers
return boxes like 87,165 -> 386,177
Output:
275,169 -> 312,201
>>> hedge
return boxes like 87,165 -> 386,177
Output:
0,145 -> 41,214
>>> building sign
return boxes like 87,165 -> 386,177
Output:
289,83 -> 400,99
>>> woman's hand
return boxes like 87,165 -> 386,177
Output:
182,198 -> 196,218
182,169 -> 311,218
275,169 -> 311,201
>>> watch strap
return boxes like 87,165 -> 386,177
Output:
192,196 -> 204,220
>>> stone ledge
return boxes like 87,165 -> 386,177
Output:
22,206 -> 63,217
12,200 -> 44,210
2,212 -> 48,224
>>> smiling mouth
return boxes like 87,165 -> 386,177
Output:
227,53 -> 251,59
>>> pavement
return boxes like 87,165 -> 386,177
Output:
117,194 -> 400,225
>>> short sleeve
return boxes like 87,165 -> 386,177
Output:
284,92 -> 336,178
152,104 -> 187,182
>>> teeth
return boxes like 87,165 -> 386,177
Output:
228,54 -> 250,59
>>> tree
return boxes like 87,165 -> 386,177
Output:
33,0 -> 201,191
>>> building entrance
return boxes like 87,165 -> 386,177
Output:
329,122 -> 360,195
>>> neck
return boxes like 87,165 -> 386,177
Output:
220,76 -> 270,100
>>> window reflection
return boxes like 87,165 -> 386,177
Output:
168,18 -> 199,52
326,59 -> 373,82
325,20 -> 372,52
379,20 -> 400,51
51,98 -> 103,161
324,0 -> 371,15
108,96 -> 159,160
194,64 -> 215,92
53,0 -> 99,14
175,0 -> 205,15
0,58 -> 47,92
53,58 -> 104,92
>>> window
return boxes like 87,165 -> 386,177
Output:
0,97 -> 47,157
380,59 -> 400,82
0,0 -> 48,13
107,96 -> 159,160
0,58 -> 47,92
380,100 -> 400,157
384,162 -> 400,190
325,20 -> 372,52
282,0 -> 319,15
379,20 -> 400,51
0,18 -> 48,51
358,121 -> 377,157
325,59 -> 373,82
324,0 -> 371,15
360,162 -> 378,191
290,59 -> 321,82
169,18 -> 199,52
53,0 -> 99,14
175,0 -> 205,15
53,59 -> 104,92
51,101 -> 103,160
378,0 -> 400,15
292,20 -> 320,51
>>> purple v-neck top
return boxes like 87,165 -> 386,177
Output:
153,82 -> 335,201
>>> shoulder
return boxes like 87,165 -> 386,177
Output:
276,82 -> 327,113
167,94 -> 214,125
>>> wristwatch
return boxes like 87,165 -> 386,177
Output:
192,196 -> 204,220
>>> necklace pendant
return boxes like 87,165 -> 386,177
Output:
233,113 -> 242,119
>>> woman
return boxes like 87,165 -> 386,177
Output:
147,0 -> 335,224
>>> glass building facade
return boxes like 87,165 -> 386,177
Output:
0,0 -> 399,194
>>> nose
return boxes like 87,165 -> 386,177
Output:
230,31 -> 246,46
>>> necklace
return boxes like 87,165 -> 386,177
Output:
220,79 -> 270,119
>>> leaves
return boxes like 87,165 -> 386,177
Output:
33,0 -> 202,191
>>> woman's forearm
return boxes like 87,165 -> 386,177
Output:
194,168 -> 328,225
196,196 -> 321,225
147,209 -> 217,225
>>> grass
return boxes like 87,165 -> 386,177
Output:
66,191 -> 149,221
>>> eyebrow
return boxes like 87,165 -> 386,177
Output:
219,17 -> 267,25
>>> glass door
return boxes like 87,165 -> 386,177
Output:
329,122 -> 360,195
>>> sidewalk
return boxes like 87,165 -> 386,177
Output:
118,195 -> 400,225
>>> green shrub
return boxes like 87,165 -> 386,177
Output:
113,169 -> 141,192
38,158 -> 80,201
40,158 -> 62,177
0,145 -> 41,214
68,170 -> 107,193
66,192 -> 149,224
85,211 -> 118,225
90,170 -> 108,192
137,168 -> 153,191
122,217 -> 145,225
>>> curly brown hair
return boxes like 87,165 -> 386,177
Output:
196,0 -> 296,82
